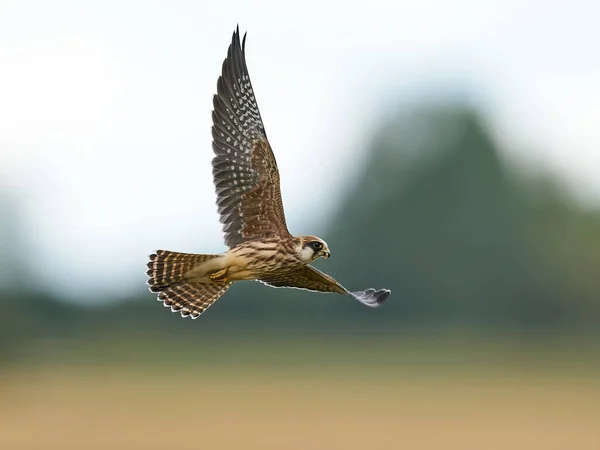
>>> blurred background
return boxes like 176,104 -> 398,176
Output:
1,1 -> 599,449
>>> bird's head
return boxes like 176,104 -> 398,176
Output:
296,236 -> 331,263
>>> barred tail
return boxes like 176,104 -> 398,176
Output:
146,250 -> 218,288
146,250 -> 231,319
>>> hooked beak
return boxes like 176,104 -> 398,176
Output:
323,251 -> 330,260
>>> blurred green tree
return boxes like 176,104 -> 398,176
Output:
2,103 -> 599,361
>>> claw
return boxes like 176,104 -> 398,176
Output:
209,268 -> 229,283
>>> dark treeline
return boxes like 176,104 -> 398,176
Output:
2,104 -> 600,361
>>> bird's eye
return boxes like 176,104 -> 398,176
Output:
311,241 -> 323,250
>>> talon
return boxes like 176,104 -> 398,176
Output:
209,268 -> 228,283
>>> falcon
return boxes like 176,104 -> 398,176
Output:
146,26 -> 390,319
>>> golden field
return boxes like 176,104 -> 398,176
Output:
1,362 -> 599,450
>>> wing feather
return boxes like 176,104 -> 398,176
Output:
260,266 -> 391,307
211,27 -> 290,248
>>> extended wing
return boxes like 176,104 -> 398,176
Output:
260,265 -> 390,307
212,27 -> 290,248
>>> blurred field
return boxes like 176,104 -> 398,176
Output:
3,92 -> 600,450
1,360 -> 599,450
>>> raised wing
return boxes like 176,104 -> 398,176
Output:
260,265 -> 390,308
211,27 -> 290,248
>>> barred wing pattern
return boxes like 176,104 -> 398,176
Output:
212,27 -> 290,248
260,266 -> 390,307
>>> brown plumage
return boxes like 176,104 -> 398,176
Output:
211,34 -> 288,248
146,26 -> 390,319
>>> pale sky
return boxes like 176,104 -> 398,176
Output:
1,0 -> 598,299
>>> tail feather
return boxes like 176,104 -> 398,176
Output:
146,250 -> 219,289
155,281 -> 232,319
147,250 -> 230,319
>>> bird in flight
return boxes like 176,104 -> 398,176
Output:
146,26 -> 390,319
